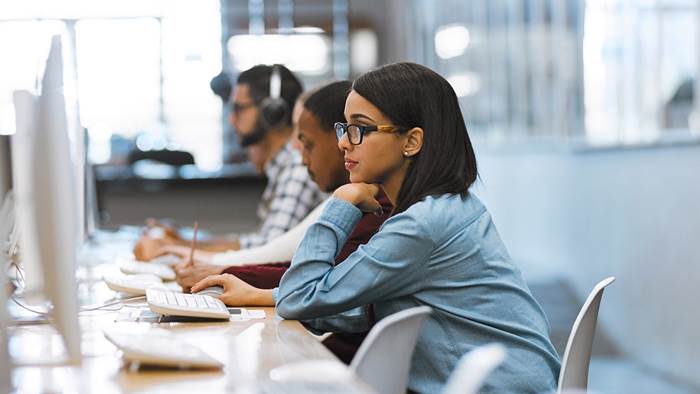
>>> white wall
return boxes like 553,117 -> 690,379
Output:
473,143 -> 700,387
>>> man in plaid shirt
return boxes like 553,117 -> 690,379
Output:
230,64 -> 325,249
237,141 -> 325,248
134,64 -> 324,258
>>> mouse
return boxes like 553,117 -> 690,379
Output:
193,286 -> 225,297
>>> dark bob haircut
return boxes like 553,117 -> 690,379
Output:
352,62 -> 478,214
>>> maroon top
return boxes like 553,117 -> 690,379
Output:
221,191 -> 393,363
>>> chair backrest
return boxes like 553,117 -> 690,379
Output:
442,343 -> 507,394
558,277 -> 615,393
350,306 -> 432,394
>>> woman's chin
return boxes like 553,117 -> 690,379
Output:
349,174 -> 380,185
349,173 -> 366,184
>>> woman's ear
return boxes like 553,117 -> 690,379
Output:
403,127 -> 424,157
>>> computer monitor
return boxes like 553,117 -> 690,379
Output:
10,91 -> 42,293
61,36 -> 86,245
0,135 -> 12,254
83,130 -> 99,238
10,34 -> 82,364
61,33 -> 93,243
0,136 -> 10,201
0,135 -> 11,392
0,135 -> 14,269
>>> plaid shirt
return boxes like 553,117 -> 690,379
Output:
238,143 -> 326,249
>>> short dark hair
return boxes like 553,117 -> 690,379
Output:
236,64 -> 303,127
352,62 -> 478,214
303,80 -> 352,131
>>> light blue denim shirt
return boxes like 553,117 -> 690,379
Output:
274,194 -> 561,393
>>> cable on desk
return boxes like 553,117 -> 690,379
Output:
8,260 -> 26,288
9,295 -> 147,317
79,296 -> 146,313
10,296 -> 52,317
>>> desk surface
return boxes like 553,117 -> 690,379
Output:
10,303 -> 372,393
8,237 -> 372,393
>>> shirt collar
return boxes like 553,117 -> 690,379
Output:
264,142 -> 295,178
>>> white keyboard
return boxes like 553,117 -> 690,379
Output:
120,259 -> 176,281
104,273 -> 166,296
103,330 -> 223,369
149,254 -> 182,266
146,288 -> 230,320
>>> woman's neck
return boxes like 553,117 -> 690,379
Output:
381,166 -> 407,207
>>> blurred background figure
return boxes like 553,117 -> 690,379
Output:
133,64 -> 324,258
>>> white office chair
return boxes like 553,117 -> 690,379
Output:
558,276 -> 615,394
442,343 -> 507,394
350,306 -> 432,394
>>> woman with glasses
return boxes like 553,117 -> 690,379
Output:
195,62 -> 560,393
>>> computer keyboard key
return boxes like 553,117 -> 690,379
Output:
146,288 -> 231,320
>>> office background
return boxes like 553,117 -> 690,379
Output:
1,1 -> 698,393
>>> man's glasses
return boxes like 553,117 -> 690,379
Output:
231,101 -> 256,114
334,122 -> 407,145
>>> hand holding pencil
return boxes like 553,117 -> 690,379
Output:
186,221 -> 199,267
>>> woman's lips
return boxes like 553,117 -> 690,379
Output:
344,159 -> 358,170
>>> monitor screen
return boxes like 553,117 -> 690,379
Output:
0,136 -> 10,201
0,135 -> 13,261
10,34 -> 82,363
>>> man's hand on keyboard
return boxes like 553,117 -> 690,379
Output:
191,274 -> 275,307
175,262 -> 223,293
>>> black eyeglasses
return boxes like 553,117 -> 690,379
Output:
334,122 -> 408,145
231,101 -> 256,114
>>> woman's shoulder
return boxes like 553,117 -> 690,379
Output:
409,192 -> 486,215
395,192 -> 488,228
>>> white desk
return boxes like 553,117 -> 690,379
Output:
7,234 -> 373,393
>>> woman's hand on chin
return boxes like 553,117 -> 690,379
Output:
333,183 -> 383,215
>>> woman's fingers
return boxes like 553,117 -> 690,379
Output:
191,274 -> 226,293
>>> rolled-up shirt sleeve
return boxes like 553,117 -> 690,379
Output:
238,165 -> 323,249
212,199 -> 329,266
275,197 -> 433,323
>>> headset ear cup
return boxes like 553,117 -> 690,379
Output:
259,97 -> 288,130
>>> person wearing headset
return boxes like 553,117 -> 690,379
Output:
134,64 -> 325,258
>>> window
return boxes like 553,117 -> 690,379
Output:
0,20 -> 67,135
0,0 -> 223,170
584,0 -> 698,144
398,0 -> 699,147
75,18 -> 161,139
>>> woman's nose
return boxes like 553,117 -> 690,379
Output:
338,133 -> 352,151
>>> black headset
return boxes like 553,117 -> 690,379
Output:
258,65 -> 289,130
